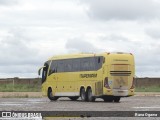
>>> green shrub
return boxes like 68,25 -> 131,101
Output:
135,86 -> 160,92
0,84 -> 41,92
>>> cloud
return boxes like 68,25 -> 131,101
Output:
130,44 -> 160,77
0,28 -> 42,77
100,34 -> 129,42
0,0 -> 159,78
0,0 -> 86,27
145,28 -> 160,39
65,38 -> 103,53
0,0 -> 17,6
83,0 -> 160,21
0,28 -> 39,65
97,34 -> 136,52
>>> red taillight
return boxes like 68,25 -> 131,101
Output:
104,77 -> 111,89
130,77 -> 135,89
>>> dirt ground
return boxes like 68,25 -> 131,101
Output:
0,92 -> 42,98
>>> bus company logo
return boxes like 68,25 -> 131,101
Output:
1,112 -> 42,119
80,74 -> 97,78
116,77 -> 125,85
2,112 -> 11,118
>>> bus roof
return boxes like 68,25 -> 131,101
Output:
48,53 -> 97,60
47,52 -> 133,61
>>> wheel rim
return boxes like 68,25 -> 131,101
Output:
81,89 -> 85,100
50,91 -> 53,97
114,97 -> 120,102
88,89 -> 92,100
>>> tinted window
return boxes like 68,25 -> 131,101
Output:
95,57 -> 103,70
64,59 -> 72,72
48,56 -> 103,73
72,59 -> 80,71
89,57 -> 96,70
42,61 -> 50,83
80,57 -> 96,71
49,61 -> 57,75
57,60 -> 64,72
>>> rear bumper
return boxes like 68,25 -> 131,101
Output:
113,89 -> 128,96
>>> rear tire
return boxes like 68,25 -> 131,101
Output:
80,88 -> 86,101
113,97 -> 120,102
69,96 -> 79,101
48,88 -> 59,101
87,88 -> 95,102
103,96 -> 113,102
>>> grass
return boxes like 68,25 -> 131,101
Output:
135,85 -> 160,92
2,94 -> 29,98
0,84 -> 160,92
0,84 -> 41,92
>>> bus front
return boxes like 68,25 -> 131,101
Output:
104,53 -> 135,98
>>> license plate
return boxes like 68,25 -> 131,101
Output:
118,91 -> 124,93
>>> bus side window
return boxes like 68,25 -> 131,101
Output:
89,57 -> 95,70
95,57 -> 103,70
64,59 -> 72,72
98,57 -> 101,63
57,60 -> 64,72
81,58 -> 90,71
49,61 -> 57,75
80,57 -> 98,71
72,59 -> 80,72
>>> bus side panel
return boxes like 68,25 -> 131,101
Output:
54,72 -> 80,96
95,81 -> 103,96
79,70 -> 103,96
45,74 -> 57,96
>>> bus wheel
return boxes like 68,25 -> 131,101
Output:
80,88 -> 86,101
69,97 -> 79,101
48,88 -> 59,101
87,88 -> 95,102
114,97 -> 120,103
103,97 -> 113,102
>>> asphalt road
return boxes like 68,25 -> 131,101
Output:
0,96 -> 159,120
0,96 -> 160,111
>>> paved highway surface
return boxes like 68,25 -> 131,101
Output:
0,96 -> 159,120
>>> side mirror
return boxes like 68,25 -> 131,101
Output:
38,66 -> 46,76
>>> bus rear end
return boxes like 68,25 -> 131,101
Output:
104,53 -> 135,98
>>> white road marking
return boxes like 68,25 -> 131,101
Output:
0,101 -> 45,106
133,107 -> 160,109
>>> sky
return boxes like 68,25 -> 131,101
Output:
0,0 -> 160,78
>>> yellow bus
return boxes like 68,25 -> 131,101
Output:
38,52 -> 135,102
